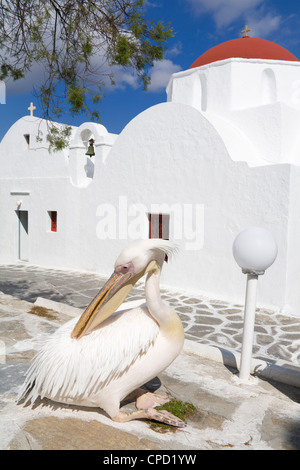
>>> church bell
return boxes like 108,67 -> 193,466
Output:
85,138 -> 95,157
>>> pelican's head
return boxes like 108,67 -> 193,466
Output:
71,239 -> 177,339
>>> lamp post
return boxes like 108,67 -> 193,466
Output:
232,227 -> 278,384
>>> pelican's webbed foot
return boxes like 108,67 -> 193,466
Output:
135,389 -> 170,409
112,409 -> 185,428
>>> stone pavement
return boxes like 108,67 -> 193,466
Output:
0,291 -> 300,450
0,263 -> 300,370
1,263 -> 300,450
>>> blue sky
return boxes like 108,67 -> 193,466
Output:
1,0 -> 300,140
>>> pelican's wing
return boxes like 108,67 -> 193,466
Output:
18,306 -> 159,404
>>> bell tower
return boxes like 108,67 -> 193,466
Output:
69,123 -> 117,187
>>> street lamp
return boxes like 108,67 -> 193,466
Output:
232,227 -> 278,384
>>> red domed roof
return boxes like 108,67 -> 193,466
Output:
190,37 -> 299,69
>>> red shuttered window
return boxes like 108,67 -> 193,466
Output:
148,213 -> 170,261
49,211 -> 57,232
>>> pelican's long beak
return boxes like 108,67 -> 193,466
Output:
71,272 -> 133,339
71,260 -> 158,340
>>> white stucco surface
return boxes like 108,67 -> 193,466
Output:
1,51 -> 300,315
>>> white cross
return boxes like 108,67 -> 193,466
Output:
28,102 -> 36,116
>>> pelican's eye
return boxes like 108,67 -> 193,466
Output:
121,264 -> 130,273
115,261 -> 135,276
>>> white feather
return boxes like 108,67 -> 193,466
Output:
18,307 -> 159,405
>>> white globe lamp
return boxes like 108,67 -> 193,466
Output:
233,227 -> 278,274
232,227 -> 278,384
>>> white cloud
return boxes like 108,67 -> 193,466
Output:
5,62 -> 46,95
4,58 -> 180,98
187,0 -> 263,28
246,12 -> 282,38
147,59 -> 182,92
186,0 -> 284,38
165,41 -> 183,59
107,66 -> 140,91
100,57 -> 181,94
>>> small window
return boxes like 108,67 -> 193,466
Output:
24,134 -> 30,148
48,211 -> 57,232
148,213 -> 170,261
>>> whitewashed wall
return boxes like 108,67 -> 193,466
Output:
1,58 -> 300,314
93,102 -> 293,311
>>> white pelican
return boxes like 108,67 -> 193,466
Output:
18,239 -> 185,427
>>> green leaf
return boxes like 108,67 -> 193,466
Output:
67,86 -> 86,114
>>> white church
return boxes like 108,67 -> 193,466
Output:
1,32 -> 300,315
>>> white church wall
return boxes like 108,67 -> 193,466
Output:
91,101 -> 292,310
203,112 -> 267,167
0,177 -> 72,267
230,102 -> 300,165
167,62 -> 233,115
221,59 -> 300,112
0,116 -> 71,179
270,61 -> 300,108
2,53 -> 300,315
284,165 -> 300,314
168,60 -> 300,168
0,101 -> 294,312
261,68 -> 277,104
0,115 -> 75,269
0,116 -> 120,276
69,122 -> 117,187
168,58 -> 300,116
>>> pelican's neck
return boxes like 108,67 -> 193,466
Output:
145,266 -> 169,327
